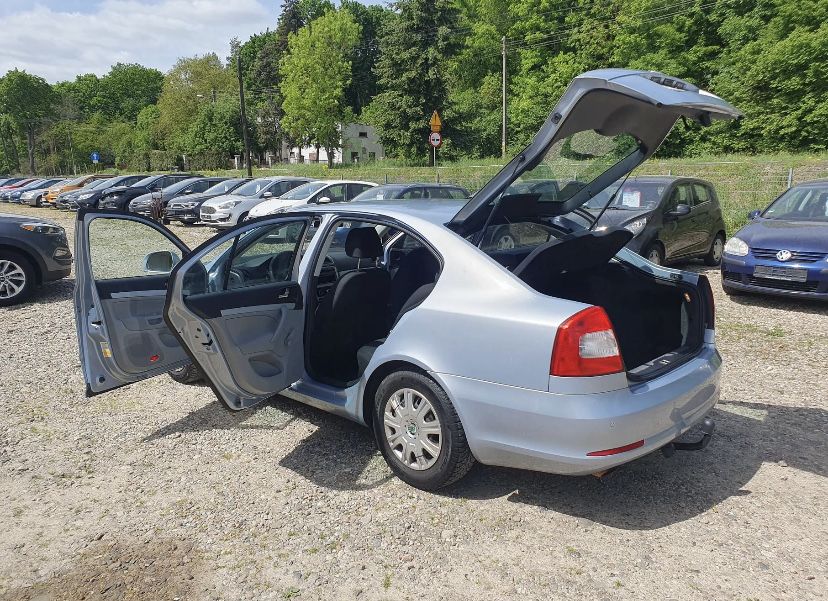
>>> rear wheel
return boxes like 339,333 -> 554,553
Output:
0,251 -> 35,306
373,370 -> 475,490
704,233 -> 725,266
644,242 -> 665,265
168,362 -> 203,384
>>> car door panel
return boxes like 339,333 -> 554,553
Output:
75,212 -> 190,395
164,217 -> 311,410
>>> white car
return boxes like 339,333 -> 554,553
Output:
200,177 -> 313,227
73,69 -> 739,490
247,180 -> 377,218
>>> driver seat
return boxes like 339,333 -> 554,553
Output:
310,227 -> 391,381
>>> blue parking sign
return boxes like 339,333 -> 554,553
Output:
90,151 -> 100,164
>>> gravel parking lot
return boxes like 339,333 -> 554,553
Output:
1,205 -> 826,600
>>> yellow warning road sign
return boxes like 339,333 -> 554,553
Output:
429,110 -> 442,132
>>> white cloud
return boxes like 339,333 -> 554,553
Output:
0,0 -> 272,82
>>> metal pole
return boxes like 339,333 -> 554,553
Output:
787,167 -> 793,189
237,55 -> 253,177
501,36 -> 507,160
434,146 -> 437,182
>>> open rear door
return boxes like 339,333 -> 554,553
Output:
164,216 -> 311,410
74,211 -> 190,396
449,69 -> 741,237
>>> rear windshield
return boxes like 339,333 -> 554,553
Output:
763,186 -> 828,222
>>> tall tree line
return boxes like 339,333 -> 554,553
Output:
0,0 -> 825,174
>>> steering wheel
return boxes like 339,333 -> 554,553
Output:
322,255 -> 339,281
227,268 -> 245,289
268,251 -> 293,282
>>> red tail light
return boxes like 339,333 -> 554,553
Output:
551,306 -> 625,377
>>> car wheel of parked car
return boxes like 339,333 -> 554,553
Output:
644,242 -> 665,265
704,233 -> 725,266
373,370 -> 475,490
0,250 -> 35,307
167,362 -> 203,384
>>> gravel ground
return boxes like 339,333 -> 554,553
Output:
1,205 -> 826,600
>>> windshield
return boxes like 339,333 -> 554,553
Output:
163,178 -> 201,195
84,178 -> 112,190
763,186 -> 828,221
131,175 -> 158,188
234,179 -> 274,196
279,181 -> 327,200
205,178 -> 247,195
352,185 -> 406,201
62,176 -> 87,187
584,181 -> 667,210
505,130 -> 640,208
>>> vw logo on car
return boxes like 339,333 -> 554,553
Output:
776,249 -> 792,262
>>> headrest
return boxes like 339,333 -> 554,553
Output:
345,227 -> 383,259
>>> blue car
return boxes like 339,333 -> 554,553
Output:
721,180 -> 828,301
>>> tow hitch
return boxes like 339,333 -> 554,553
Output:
661,418 -> 715,458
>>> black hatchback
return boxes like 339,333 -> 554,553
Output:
586,176 -> 727,266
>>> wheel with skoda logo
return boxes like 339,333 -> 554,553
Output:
373,370 -> 475,490
0,250 -> 35,306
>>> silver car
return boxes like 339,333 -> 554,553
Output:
73,69 -> 740,490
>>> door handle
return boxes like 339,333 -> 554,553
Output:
277,289 -> 290,300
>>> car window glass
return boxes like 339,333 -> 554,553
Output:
692,184 -> 710,206
321,184 -> 346,203
763,187 -> 828,221
347,184 -> 372,199
89,218 -> 181,280
181,239 -> 234,297
666,184 -> 691,211
226,221 -> 306,290
399,187 -> 425,199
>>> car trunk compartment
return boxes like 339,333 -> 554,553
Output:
514,248 -> 705,380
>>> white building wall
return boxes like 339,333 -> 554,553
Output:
280,123 -> 384,165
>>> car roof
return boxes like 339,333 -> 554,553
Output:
626,176 -> 708,184
792,179 -> 828,187
302,198 -> 466,225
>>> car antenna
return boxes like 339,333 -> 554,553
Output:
589,172 -> 632,232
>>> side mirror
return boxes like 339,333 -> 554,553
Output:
317,196 -> 332,204
143,250 -> 180,274
262,191 -> 273,198
183,189 -> 194,195
665,204 -> 691,220
748,209 -> 762,220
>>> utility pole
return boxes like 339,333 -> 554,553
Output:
501,36 -> 508,160
237,55 -> 253,177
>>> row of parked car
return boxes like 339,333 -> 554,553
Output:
2,166 -> 827,305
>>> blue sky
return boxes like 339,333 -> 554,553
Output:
0,1 -> 387,82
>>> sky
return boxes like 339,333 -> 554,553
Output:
0,0 -> 384,83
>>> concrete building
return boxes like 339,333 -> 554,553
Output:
276,123 -> 385,165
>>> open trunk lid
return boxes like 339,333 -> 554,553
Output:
448,69 -> 741,237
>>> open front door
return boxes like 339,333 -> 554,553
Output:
164,216 -> 311,410
74,211 -> 190,396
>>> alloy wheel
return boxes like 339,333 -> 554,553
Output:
497,234 -> 516,250
712,238 -> 723,262
647,248 -> 662,265
383,388 -> 443,471
0,259 -> 26,300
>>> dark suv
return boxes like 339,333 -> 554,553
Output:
98,173 -> 201,211
586,176 -> 726,265
0,213 -> 72,306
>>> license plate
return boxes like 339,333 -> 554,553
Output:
201,215 -> 213,221
753,265 -> 808,282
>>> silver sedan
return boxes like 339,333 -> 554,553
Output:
73,69 -> 740,490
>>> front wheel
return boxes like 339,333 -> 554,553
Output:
644,242 -> 665,265
0,251 -> 35,306
704,234 -> 725,266
168,362 -> 203,384
373,370 -> 475,490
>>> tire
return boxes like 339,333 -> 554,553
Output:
167,362 -> 203,384
0,250 -> 36,307
644,242 -> 665,265
704,233 -> 725,266
372,370 -> 475,490
238,212 -> 249,224
492,226 -> 516,250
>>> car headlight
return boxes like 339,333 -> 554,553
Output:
20,223 -> 64,235
78,193 -> 94,200
218,200 -> 242,209
20,191 -> 35,199
724,237 -> 749,256
624,218 -> 647,235
178,201 -> 198,208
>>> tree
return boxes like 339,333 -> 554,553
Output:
0,69 -> 55,173
341,0 -> 395,116
364,0 -> 459,163
280,9 -> 361,167
154,54 -> 237,154
187,95 -> 244,167
97,63 -> 164,122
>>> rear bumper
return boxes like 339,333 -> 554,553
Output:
433,344 -> 721,475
